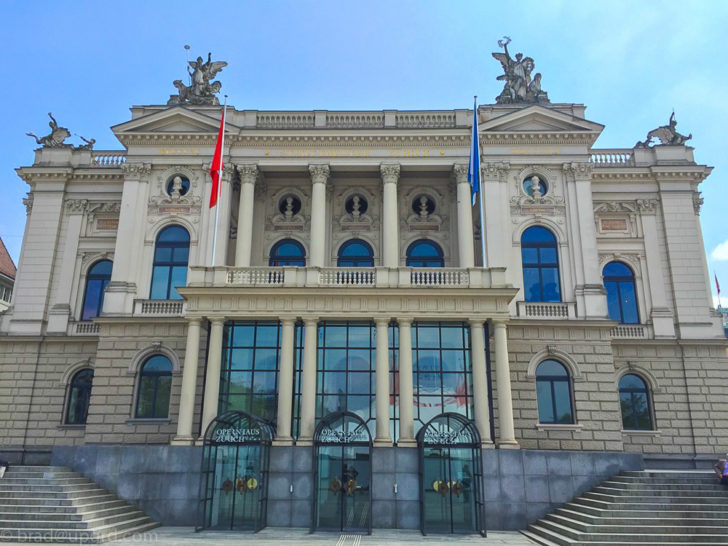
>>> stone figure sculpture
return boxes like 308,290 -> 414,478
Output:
168,52 -> 228,105
77,135 -> 96,150
26,113 -> 71,147
492,37 -> 549,104
635,113 -> 692,147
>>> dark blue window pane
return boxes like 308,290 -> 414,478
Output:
150,267 -> 168,299
142,355 -> 173,373
522,248 -> 538,264
173,246 -> 189,262
66,369 -> 94,425
522,226 -> 556,243
542,268 -> 561,302
605,281 -> 621,321
155,247 -> 172,262
553,382 -> 573,423
536,382 -> 554,423
619,281 -> 639,324
150,226 -> 190,300
619,374 -> 647,390
89,260 -> 112,276
523,268 -> 541,302
406,240 -> 444,267
269,239 -> 306,266
603,261 -> 639,324
537,360 -> 567,377
521,226 -> 560,303
604,261 -> 632,277
136,355 -> 172,418
540,247 -> 557,264
536,360 -> 573,424
81,260 -> 112,321
157,225 -> 189,243
338,239 -> 374,267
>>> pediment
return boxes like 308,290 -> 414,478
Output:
112,106 -> 237,135
480,105 -> 604,135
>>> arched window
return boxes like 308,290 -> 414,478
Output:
337,239 -> 374,267
406,239 -> 444,267
619,373 -> 652,430
603,262 -> 639,324
521,226 -> 561,302
150,225 -> 190,300
269,239 -> 306,267
535,360 -> 574,424
135,355 -> 173,419
81,260 -> 112,320
65,369 -> 94,425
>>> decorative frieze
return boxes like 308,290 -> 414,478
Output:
64,199 -> 88,214
120,162 -> 152,177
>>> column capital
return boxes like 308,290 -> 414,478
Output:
482,161 -> 510,181
186,316 -> 202,325
301,316 -> 319,326
280,316 -> 297,326
468,318 -> 486,328
452,163 -> 469,184
209,316 -> 226,325
397,317 -> 413,327
561,161 -> 593,180
120,162 -> 152,178
492,319 -> 507,330
380,162 -> 400,184
637,198 -> 659,215
235,163 -> 258,185
308,164 -> 330,184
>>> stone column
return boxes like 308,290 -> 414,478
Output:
274,317 -> 296,445
104,163 -> 152,315
47,200 -> 87,333
200,318 -> 225,437
374,318 -> 392,446
173,317 -> 202,445
298,317 -> 318,445
638,199 -> 675,337
397,318 -> 416,447
234,164 -> 258,267
482,161 -> 510,269
308,165 -> 330,268
454,164 -> 475,268
214,171 -> 233,266
381,163 -> 401,268
469,320 -> 494,446
493,320 -> 518,448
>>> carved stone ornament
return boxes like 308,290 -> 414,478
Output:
636,199 -> 659,215
237,164 -> 259,186
635,112 -> 692,148
269,188 -> 306,232
64,199 -> 88,214
482,161 -> 510,182
562,162 -> 593,180
23,195 -> 33,215
492,37 -> 549,105
26,112 -> 71,148
380,163 -> 401,184
452,163 -> 469,184
121,162 -> 152,177
593,201 -> 637,214
693,192 -> 704,214
309,164 -> 330,185
337,189 -> 376,234
167,52 -> 228,106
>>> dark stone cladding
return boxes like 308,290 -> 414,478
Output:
51,445 -> 643,530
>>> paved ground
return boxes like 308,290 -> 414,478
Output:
98,527 -> 537,545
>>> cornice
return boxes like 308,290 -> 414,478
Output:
480,132 -> 600,146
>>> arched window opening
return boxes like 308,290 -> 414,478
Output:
603,262 -> 639,324
65,369 -> 94,425
81,260 -> 112,320
535,359 -> 573,424
135,355 -> 173,418
269,239 -> 306,267
406,239 -> 444,268
521,226 -> 561,302
150,225 -> 190,300
337,239 -> 374,267
619,373 -> 653,430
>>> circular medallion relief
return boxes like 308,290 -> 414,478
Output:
523,175 -> 548,197
166,175 -> 190,197
345,194 -> 368,216
278,194 -> 302,217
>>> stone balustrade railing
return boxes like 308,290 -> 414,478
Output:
189,266 -> 506,290
327,112 -> 384,129
516,301 -> 576,319
591,149 -> 635,167
395,112 -> 456,128
73,321 -> 100,335
134,299 -> 184,316
610,324 -> 650,339
91,151 -> 127,167
257,112 -> 315,129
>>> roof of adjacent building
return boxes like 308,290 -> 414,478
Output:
0,237 -> 16,280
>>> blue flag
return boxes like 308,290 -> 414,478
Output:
467,99 -> 480,206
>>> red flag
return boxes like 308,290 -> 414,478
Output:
717,274 -> 721,296
209,108 -> 226,208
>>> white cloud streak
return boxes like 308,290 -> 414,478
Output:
712,241 -> 728,261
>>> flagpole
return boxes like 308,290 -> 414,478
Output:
474,96 -> 486,268
211,96 -> 227,266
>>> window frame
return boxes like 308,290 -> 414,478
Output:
64,368 -> 94,425
603,261 -> 640,324
80,259 -> 113,321
405,239 -> 444,268
269,238 -> 306,267
337,239 -> 374,267
618,373 -> 653,430
150,225 -> 190,300
535,359 -> 574,425
134,355 -> 173,419
521,226 -> 562,303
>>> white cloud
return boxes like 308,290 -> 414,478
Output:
712,241 -> 728,261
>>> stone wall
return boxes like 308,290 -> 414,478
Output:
51,445 -> 643,530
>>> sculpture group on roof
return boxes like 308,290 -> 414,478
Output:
168,52 -> 228,106
492,36 -> 549,105
635,112 -> 692,147
25,113 -> 94,150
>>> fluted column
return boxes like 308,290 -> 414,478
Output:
235,164 -> 258,267
173,318 -> 201,445
381,163 -> 401,268
274,317 -> 296,445
374,318 -> 392,446
493,320 -> 518,448
469,320 -> 493,447
308,165 -> 330,267
397,318 -> 416,447
298,317 -> 319,445
200,318 -> 225,438
454,164 -> 475,268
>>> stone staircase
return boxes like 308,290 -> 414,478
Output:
0,465 -> 159,543
522,470 -> 728,545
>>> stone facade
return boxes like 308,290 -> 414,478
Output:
1,98 -> 727,530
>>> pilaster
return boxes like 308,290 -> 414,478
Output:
234,164 -> 258,267
482,161 -> 510,269
453,164 -> 475,268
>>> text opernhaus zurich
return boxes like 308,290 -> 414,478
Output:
2,43 -> 726,535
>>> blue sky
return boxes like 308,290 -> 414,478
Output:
1,0 -> 726,303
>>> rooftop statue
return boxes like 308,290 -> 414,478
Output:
168,52 -> 228,106
635,112 -> 692,147
492,37 -> 549,105
26,113 -> 71,148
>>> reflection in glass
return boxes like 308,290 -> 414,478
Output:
535,360 -> 573,424
521,226 -> 561,302
150,225 -> 190,300
619,373 -> 652,430
603,262 -> 639,324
